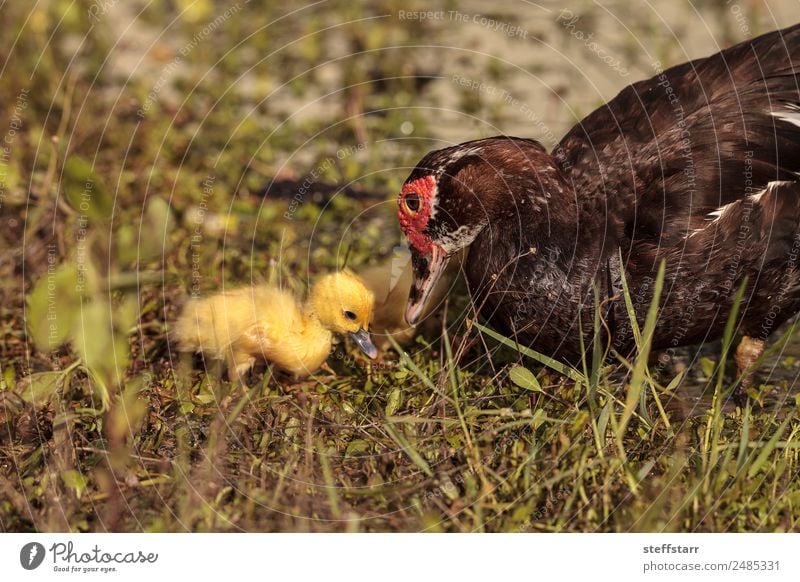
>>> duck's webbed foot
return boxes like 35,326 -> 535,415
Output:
733,336 -> 766,406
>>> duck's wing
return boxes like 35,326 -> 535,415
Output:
235,287 -> 304,351
557,23 -> 800,248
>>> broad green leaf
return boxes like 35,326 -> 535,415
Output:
106,378 -> 148,444
139,197 -> 174,262
345,439 -> 370,457
73,299 -> 129,394
20,371 -> 63,405
531,407 -> 547,429
62,156 -> 114,222
664,370 -> 685,393
61,469 -> 87,497
699,357 -> 716,379
73,300 -> 113,371
2,365 -> 16,391
195,375 -> 216,404
25,263 -> 80,349
0,159 -> 20,200
508,365 -> 543,392
114,225 -> 138,265
116,295 -> 140,334
195,392 -> 216,404
385,388 -> 402,416
176,0 -> 212,22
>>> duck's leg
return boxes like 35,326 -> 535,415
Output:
226,349 -> 256,385
733,336 -> 766,405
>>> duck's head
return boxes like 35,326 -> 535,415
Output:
311,272 -> 378,358
398,137 -> 557,325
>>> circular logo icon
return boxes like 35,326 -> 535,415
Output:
20,542 -> 46,570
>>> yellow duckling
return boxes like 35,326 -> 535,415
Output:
174,272 -> 377,380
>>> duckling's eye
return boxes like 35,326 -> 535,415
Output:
344,310 -> 357,321
403,192 -> 421,214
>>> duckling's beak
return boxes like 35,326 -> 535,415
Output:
350,328 -> 378,359
405,244 -> 449,326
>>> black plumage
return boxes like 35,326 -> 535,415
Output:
397,24 -> 800,375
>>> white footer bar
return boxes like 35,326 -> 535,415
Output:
2,533 -> 797,581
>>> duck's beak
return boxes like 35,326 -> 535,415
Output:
350,328 -> 378,359
405,245 -> 449,326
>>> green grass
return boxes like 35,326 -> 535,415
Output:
1,0 -> 799,532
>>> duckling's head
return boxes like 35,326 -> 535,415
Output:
311,272 -> 378,359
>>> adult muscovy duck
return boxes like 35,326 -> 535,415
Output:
398,24 -> 800,384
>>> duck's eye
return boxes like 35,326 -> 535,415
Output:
344,310 -> 357,321
404,192 -> 421,214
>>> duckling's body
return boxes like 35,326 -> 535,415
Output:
175,272 -> 376,380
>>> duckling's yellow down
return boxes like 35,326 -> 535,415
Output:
175,272 -> 375,379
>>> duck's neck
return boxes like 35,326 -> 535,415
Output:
480,159 -> 585,258
466,156 -> 614,297
302,304 -> 333,346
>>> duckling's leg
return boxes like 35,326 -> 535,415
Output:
733,336 -> 766,405
226,350 -> 256,385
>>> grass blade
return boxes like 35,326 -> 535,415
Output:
747,416 -> 792,479
736,401 -> 751,475
388,335 -> 436,391
384,424 -> 433,477
474,323 -> 585,384
619,260 -> 665,435
617,247 -> 642,346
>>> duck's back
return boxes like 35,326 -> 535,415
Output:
556,25 -> 800,354
472,25 -> 800,361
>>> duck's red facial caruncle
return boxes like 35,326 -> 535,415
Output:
397,174 -> 437,254
398,174 -> 450,326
